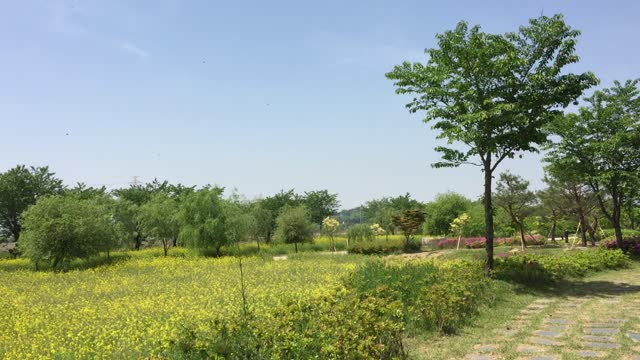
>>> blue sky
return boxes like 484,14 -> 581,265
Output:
1,0 -> 638,209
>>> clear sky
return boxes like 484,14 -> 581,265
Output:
1,0 -> 638,209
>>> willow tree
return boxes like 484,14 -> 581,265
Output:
386,14 -> 597,275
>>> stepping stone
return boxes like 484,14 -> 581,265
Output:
547,319 -> 569,325
521,309 -> 540,315
516,345 -> 543,353
583,342 -> 620,349
495,329 -> 518,336
465,355 -> 497,360
628,333 -> 640,343
527,304 -> 548,310
540,326 -> 567,332
533,299 -> 554,304
474,344 -> 499,352
533,330 -> 563,338
582,335 -> 615,342
608,318 -> 626,323
573,350 -> 605,358
586,322 -> 620,327
585,328 -> 619,335
529,337 -> 562,346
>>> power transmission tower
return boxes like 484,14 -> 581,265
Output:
131,176 -> 141,186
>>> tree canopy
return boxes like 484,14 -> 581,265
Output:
19,196 -> 119,269
0,165 -> 65,242
386,14 -> 597,273
424,192 -> 471,235
494,172 -> 537,250
274,206 -> 314,253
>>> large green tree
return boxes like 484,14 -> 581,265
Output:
112,180 -> 194,249
19,196 -> 119,269
303,190 -> 340,226
259,190 -> 303,243
386,14 -> 597,274
424,192 -> 471,235
0,165 -> 65,242
138,193 -> 180,256
546,80 -> 640,248
178,186 -> 229,256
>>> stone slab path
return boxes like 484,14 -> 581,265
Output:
463,267 -> 640,360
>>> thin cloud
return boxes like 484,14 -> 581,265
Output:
120,41 -> 149,59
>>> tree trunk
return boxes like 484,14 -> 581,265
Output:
612,196 -> 624,249
294,242 -> 298,253
518,223 -> 527,251
134,233 -> 142,250
256,238 -> 260,250
614,225 -> 623,249
163,241 -> 168,256
587,224 -> 596,246
551,220 -> 557,243
578,212 -> 588,247
483,160 -> 494,276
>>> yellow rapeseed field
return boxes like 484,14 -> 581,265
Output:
0,250 -> 361,359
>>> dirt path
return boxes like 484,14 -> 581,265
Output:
409,265 -> 640,360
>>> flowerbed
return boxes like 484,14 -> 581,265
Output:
435,235 -> 545,249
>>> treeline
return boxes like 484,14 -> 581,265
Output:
0,167 -> 340,267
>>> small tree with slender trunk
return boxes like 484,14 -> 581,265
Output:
274,206 -> 313,253
322,216 -> 340,252
495,172 -> 537,251
450,213 -> 470,251
392,209 -> 426,249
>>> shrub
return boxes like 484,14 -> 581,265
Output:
603,237 -> 640,256
348,237 -> 405,255
416,261 -> 489,333
348,259 -> 491,334
166,288 -> 406,359
494,248 -> 629,284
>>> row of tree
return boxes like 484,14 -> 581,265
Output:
0,166 -> 341,266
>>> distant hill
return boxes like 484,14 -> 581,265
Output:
337,207 -> 365,227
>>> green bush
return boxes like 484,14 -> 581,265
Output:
348,259 -> 490,334
494,248 -> 629,284
347,224 -> 374,242
166,288 -> 406,360
348,237 -> 405,255
416,261 -> 489,333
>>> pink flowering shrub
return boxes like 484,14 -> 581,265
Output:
436,235 -> 546,249
604,237 -> 640,256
